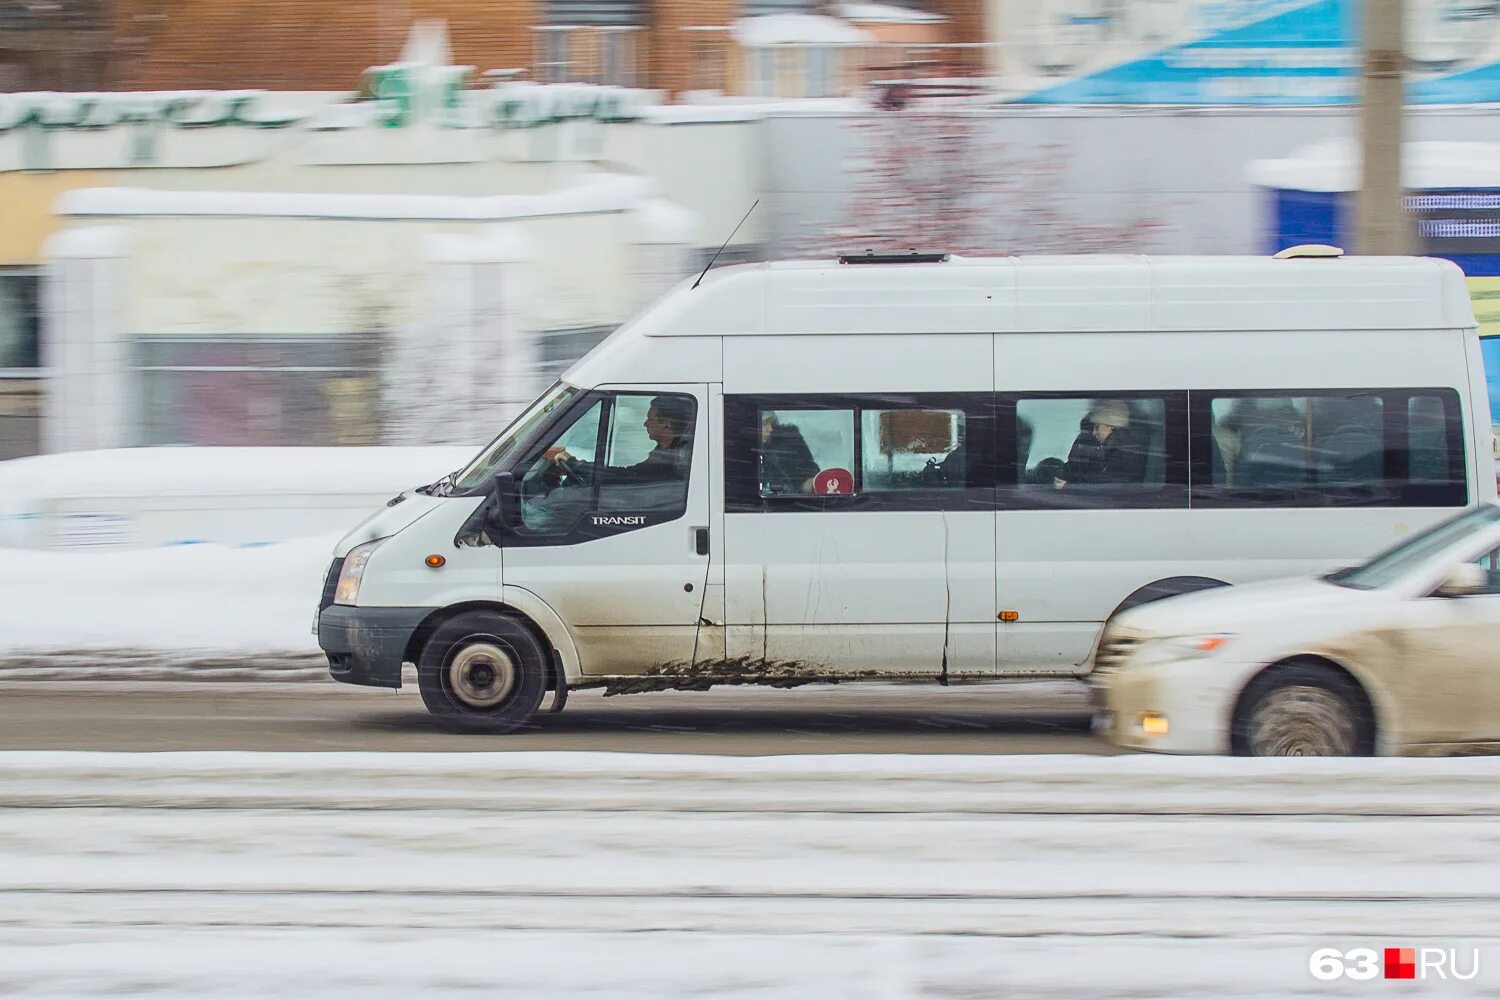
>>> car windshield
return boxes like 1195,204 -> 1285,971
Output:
449,383 -> 579,494
1326,505 -> 1500,590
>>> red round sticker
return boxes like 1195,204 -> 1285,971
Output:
813,468 -> 855,496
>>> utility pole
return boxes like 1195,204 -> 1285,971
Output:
1356,0 -> 1415,255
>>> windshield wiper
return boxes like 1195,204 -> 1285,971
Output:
415,470 -> 459,497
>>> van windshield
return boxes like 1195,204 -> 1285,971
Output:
449,383 -> 579,494
1326,505 -> 1500,590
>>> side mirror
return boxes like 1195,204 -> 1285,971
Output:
454,472 -> 519,548
1436,562 -> 1487,598
491,471 -> 519,531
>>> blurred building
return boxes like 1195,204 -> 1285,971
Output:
98,0 -> 984,98
0,0 -> 110,91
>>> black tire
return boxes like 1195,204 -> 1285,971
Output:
416,611 -> 547,733
1231,663 -> 1375,757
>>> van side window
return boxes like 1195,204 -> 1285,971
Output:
860,408 -> 970,492
725,394 -> 996,512
518,398 -> 604,533
514,391 -> 696,536
1191,388 -> 1465,508
759,408 -> 854,497
1011,395 -> 1176,506
1210,394 -> 1382,491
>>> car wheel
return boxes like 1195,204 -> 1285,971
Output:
417,611 -> 547,733
1232,664 -> 1374,757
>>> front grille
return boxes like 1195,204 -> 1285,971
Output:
1091,630 -> 1144,674
319,558 -> 344,610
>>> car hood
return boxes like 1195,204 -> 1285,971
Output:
333,492 -> 448,557
1114,575 -> 1377,637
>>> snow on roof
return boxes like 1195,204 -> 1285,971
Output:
54,172 -> 662,222
732,13 -> 874,47
1248,138 -> 1500,192
837,3 -> 944,24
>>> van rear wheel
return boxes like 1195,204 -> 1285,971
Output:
417,611 -> 547,733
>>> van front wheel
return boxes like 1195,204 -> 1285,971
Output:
417,611 -> 547,733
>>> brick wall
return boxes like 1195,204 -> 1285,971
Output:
930,0 -> 986,74
107,0 -> 539,91
100,0 -> 978,96
646,0 -> 738,97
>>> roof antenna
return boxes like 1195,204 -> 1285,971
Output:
692,198 -> 758,290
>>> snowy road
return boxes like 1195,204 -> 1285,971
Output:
3,752 -> 1498,997
0,680 -> 1107,754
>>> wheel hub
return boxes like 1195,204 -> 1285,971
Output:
448,642 -> 517,708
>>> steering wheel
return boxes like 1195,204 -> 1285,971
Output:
535,453 -> 592,496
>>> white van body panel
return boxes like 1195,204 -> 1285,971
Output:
333,492 -> 449,558
355,495 -> 498,609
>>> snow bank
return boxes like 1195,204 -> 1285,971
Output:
0,446 -> 475,550
0,447 -> 475,501
2,751 -> 1497,997
0,535 -> 334,656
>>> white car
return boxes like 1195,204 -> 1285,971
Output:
1097,503 -> 1500,756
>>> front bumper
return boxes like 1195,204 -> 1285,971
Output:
317,604 -> 430,689
1098,658 -> 1247,754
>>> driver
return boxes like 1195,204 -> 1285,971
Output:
543,396 -> 693,483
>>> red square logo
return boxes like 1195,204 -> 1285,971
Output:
1385,948 -> 1416,980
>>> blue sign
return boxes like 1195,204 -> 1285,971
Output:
1012,0 -> 1500,105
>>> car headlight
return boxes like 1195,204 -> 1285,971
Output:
335,538 -> 387,606
1134,633 -> 1235,665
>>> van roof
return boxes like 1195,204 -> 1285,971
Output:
641,254 -> 1474,336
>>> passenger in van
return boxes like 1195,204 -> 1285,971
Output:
1054,400 -> 1146,488
1225,399 -> 1308,488
544,396 -> 694,483
760,411 -> 821,494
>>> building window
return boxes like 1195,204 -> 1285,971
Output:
133,335 -> 381,446
601,29 -> 636,87
536,28 -> 572,84
806,46 -> 833,98
0,270 -> 40,370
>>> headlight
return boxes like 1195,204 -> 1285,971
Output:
335,538 -> 387,606
1134,633 -> 1234,665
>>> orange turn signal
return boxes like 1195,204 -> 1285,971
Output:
425,554 -> 446,568
1192,636 -> 1228,653
999,611 -> 1020,622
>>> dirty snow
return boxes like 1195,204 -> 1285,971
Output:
2,751 -> 1497,997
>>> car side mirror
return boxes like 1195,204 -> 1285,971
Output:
1436,563 -> 1487,598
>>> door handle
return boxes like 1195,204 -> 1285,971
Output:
693,527 -> 709,556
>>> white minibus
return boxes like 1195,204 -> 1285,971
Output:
317,250 -> 1492,732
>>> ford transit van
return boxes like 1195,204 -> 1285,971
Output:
317,251 -> 1492,732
